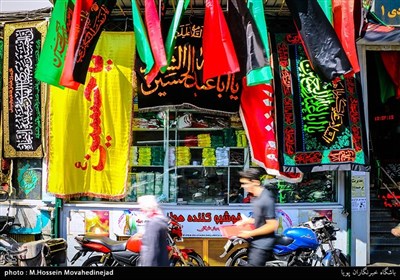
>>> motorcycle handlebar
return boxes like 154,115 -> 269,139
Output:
301,216 -> 335,230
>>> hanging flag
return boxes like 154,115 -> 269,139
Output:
239,77 -> 303,183
285,0 -> 352,82
374,53 -> 396,104
60,0 -> 94,90
72,0 -> 116,85
35,0 -> 73,88
332,0 -> 360,75
202,0 -> 239,82
131,0 -> 154,75
380,51 -> 400,100
47,32 -> 135,199
317,0 -> 333,23
246,0 -> 273,86
144,0 -> 167,85
161,0 -> 190,73
226,0 -> 269,81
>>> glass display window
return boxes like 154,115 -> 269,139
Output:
66,108 -> 339,205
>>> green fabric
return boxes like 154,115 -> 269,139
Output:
246,0 -> 273,86
317,0 -> 333,24
35,0 -> 71,88
161,0 -> 190,73
132,0 -> 154,74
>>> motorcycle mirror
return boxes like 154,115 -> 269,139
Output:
0,189 -> 9,202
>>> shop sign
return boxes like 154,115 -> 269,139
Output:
373,0 -> 400,26
69,208 -> 300,238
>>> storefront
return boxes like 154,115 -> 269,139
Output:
61,105 -> 351,265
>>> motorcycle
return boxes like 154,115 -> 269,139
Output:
70,217 -> 206,267
0,189 -> 67,266
220,215 -> 349,267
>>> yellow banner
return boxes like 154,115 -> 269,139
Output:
47,32 -> 135,199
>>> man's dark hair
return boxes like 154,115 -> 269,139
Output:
238,167 -> 278,189
238,167 -> 267,181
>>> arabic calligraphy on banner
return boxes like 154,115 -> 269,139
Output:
136,16 -> 241,115
2,20 -> 47,158
273,32 -> 369,173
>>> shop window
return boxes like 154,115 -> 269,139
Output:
66,108 -> 338,205
275,171 -> 337,204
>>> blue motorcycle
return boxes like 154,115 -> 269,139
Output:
220,216 -> 349,267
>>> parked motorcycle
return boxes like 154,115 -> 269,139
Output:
71,217 -> 205,266
220,215 -> 349,267
0,189 -> 67,266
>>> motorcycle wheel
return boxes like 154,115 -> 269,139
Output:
225,248 -> 248,267
322,251 -> 350,267
82,255 -> 116,267
335,252 -> 350,267
171,252 -> 206,266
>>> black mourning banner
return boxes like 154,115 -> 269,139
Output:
272,32 -> 369,173
2,20 -> 47,158
136,16 -> 242,115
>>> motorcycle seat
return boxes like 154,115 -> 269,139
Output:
81,235 -> 127,251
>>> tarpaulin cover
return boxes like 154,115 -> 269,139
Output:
285,0 -> 352,82
361,22 -> 400,42
47,32 -> 134,198
272,32 -> 369,173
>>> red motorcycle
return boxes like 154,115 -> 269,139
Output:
70,218 -> 205,267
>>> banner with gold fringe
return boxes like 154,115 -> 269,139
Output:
47,31 -> 135,199
2,20 -> 47,158
272,32 -> 369,173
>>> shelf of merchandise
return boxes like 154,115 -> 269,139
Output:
129,109 -> 249,204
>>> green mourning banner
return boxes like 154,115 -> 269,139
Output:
34,0 -> 73,88
272,33 -> 369,173
136,16 -> 242,115
2,20 -> 48,158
